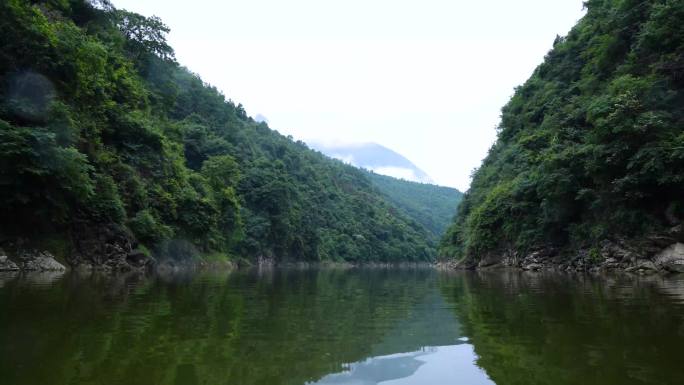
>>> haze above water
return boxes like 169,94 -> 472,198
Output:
2,268 -> 684,385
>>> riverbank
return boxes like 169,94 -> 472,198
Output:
440,228 -> 684,275
0,241 -> 436,275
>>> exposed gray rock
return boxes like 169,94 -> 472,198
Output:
600,239 -> 638,262
625,260 -> 658,273
668,225 -> 684,242
654,243 -> 684,273
645,234 -> 678,249
0,249 -> 19,271
69,223 -> 146,271
501,250 -> 520,267
522,263 -> 543,271
449,234 -> 684,274
19,250 -> 66,271
478,252 -> 502,268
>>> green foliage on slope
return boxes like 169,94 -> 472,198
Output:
442,0 -> 684,261
0,0 -> 434,263
364,171 -> 463,239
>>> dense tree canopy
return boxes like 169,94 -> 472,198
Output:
0,0 -> 436,263
364,170 -> 462,242
441,0 -> 684,261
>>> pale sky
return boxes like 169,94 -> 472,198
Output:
113,0 -> 585,190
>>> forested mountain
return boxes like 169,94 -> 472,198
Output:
441,0 -> 684,263
0,0 -> 436,268
364,171 -> 462,240
310,142 -> 464,240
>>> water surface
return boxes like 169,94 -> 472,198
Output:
1,268 -> 683,385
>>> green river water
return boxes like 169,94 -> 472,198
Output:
1,268 -> 683,385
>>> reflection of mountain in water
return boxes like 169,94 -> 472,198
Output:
309,344 -> 495,385
308,291 -> 495,385
312,351 -> 428,385
370,292 -> 461,357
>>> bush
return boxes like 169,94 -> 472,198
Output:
128,209 -> 172,245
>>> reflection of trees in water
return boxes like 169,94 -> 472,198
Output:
368,292 -> 461,357
439,271 -> 684,385
0,272 -> 18,288
0,267 -> 451,385
309,296 -> 458,385
420,346 -> 438,354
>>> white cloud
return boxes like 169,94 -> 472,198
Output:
371,166 -> 433,184
329,154 -> 356,165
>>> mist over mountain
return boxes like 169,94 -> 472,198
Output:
310,142 -> 434,184
254,114 -> 269,124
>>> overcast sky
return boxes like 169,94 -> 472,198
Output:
113,0 -> 585,190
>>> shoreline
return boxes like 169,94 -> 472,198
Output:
0,245 -> 439,275
437,240 -> 684,275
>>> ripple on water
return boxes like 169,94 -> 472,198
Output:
2,268 -> 684,385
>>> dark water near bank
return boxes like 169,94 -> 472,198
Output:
1,268 -> 684,385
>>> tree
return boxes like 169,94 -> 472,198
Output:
115,10 -> 175,62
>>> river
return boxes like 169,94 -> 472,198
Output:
1,268 -> 683,385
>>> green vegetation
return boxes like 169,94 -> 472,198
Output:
364,170 -> 463,241
0,0 -> 435,263
442,0 -> 684,261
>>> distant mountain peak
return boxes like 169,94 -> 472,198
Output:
254,113 -> 269,124
309,141 -> 434,184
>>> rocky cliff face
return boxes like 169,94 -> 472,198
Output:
0,248 -> 65,272
0,224 -> 155,273
68,223 -> 154,272
0,253 -> 19,271
446,225 -> 684,275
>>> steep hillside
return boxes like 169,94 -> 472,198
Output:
0,0 -> 435,269
442,0 -> 684,267
364,171 -> 462,240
